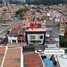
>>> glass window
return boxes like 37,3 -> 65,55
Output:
31,36 -> 35,39
37,62 -> 40,66
61,29 -> 64,31
14,35 -> 17,37
14,58 -> 20,63
0,54 -> 4,57
9,35 -> 12,37
40,36 -> 43,39
24,64 -> 27,67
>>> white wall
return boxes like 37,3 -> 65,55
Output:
27,34 -> 44,45
8,36 -> 18,43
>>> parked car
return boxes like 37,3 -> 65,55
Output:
35,50 -> 44,54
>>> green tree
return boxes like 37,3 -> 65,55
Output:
19,13 -> 22,19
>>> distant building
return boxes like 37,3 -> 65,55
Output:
12,0 -> 26,3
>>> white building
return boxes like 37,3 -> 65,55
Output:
25,28 -> 46,46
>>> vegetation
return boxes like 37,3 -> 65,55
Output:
26,0 -> 65,5
19,13 -> 24,19
60,37 -> 67,48
0,20 -> 11,24
65,49 -> 67,53
3,9 -> 7,11
57,10 -> 63,14
16,8 -> 28,14
16,8 -> 28,19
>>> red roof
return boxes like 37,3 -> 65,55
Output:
58,16 -> 66,19
2,14 -> 12,17
11,23 -> 22,28
0,47 -> 6,66
22,22 -> 30,28
10,28 -> 19,34
18,29 -> 25,35
24,15 -> 31,18
24,53 -> 43,67
3,48 -> 21,67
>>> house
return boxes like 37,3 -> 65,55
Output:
58,16 -> 66,36
59,19 -> 65,36
23,53 -> 44,67
8,28 -> 25,43
24,11 -> 31,16
34,21 -> 45,28
0,10 -> 14,21
1,14 -> 13,21
45,37 -> 59,48
25,28 -> 46,46
44,16 -> 50,20
24,15 -> 33,21
3,47 -> 22,67
22,22 -> 31,30
0,46 -> 22,67
45,19 -> 59,48
35,14 -> 43,21
46,20 -> 53,37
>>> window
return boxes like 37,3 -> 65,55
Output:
38,24 -> 41,27
14,35 -> 17,37
14,58 -> 20,63
65,23 -> 67,25
23,24 -> 25,26
24,64 -> 27,67
0,54 -> 4,57
9,35 -> 12,37
61,29 -> 64,31
36,62 -> 40,67
31,36 -> 35,39
40,36 -> 43,39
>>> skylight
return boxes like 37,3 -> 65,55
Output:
37,62 -> 40,67
14,58 -> 20,63
24,64 -> 27,67
0,54 -> 4,57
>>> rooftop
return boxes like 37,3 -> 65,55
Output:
0,47 -> 6,66
57,56 -> 67,67
10,28 -> 19,34
24,53 -> 43,67
26,28 -> 46,32
3,48 -> 21,67
34,21 -> 45,24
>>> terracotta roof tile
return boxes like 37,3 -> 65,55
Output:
0,47 -> 6,66
3,48 -> 21,67
10,28 -> 19,34
11,23 -> 22,28
19,29 -> 25,35
24,53 -> 43,67
24,15 -> 31,18
22,22 -> 30,28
